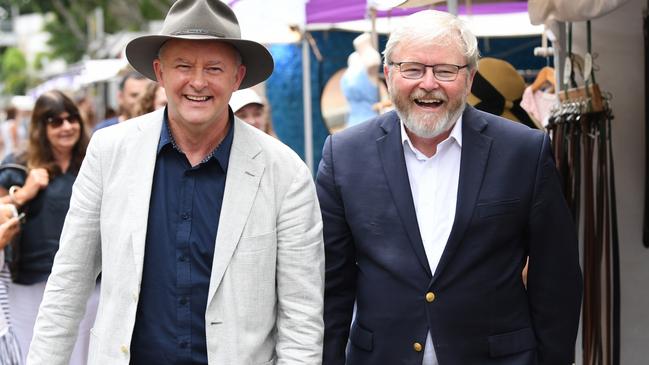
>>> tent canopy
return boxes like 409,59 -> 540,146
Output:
228,0 -> 541,44
306,0 -> 541,37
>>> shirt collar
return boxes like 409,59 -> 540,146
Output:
157,107 -> 235,172
400,114 -> 463,158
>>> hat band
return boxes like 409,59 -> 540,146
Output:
472,72 -> 536,129
170,29 -> 226,38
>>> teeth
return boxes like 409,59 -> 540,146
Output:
186,95 -> 209,101
416,99 -> 443,104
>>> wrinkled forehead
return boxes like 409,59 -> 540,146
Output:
158,38 -> 241,62
391,35 -> 465,62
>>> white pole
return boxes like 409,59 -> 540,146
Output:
302,33 -> 314,173
447,0 -> 458,15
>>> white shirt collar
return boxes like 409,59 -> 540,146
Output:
400,115 -> 463,158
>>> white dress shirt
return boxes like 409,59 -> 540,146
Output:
401,117 -> 463,365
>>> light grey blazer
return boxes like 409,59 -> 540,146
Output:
26,109 -> 325,365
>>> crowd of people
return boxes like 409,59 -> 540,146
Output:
0,0 -> 582,364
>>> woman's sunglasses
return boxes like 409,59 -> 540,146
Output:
46,114 -> 80,128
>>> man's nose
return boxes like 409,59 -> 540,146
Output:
418,67 -> 440,91
190,69 -> 208,89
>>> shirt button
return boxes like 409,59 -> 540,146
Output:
413,342 -> 423,352
181,213 -> 190,220
425,292 -> 436,303
179,255 -> 187,262
180,341 -> 189,349
120,345 -> 129,354
179,297 -> 188,305
132,292 -> 138,302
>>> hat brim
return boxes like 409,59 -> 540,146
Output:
125,35 -> 274,89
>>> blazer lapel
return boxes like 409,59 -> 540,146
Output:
431,106 -> 492,284
126,110 -> 165,281
207,120 -> 264,304
377,113 -> 432,278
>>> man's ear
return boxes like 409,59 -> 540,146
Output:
233,64 -> 247,91
465,68 -> 477,96
153,59 -> 164,84
383,64 -> 391,90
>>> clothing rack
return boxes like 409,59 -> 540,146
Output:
546,21 -> 620,365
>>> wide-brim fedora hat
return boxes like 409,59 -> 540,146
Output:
125,0 -> 274,89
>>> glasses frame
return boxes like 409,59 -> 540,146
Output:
389,61 -> 469,82
46,114 -> 80,128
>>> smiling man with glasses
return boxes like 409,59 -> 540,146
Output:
317,9 -> 582,365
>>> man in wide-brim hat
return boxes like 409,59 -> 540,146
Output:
26,1 -> 325,364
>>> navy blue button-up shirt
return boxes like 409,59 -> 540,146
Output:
130,111 -> 234,364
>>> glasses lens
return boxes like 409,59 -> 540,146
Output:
399,62 -> 425,79
46,116 -> 64,127
433,64 -> 460,81
47,114 -> 79,127
67,114 -> 80,124
47,114 -> 80,128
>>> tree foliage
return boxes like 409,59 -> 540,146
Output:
0,0 -> 175,63
0,47 -> 29,94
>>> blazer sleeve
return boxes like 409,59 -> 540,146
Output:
27,134 -> 104,365
316,135 -> 358,365
275,162 -> 325,364
526,133 -> 583,365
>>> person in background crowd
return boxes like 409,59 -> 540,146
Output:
74,94 -> 98,131
1,96 -> 33,161
229,88 -> 276,136
317,9 -> 582,365
153,84 -> 168,111
0,107 -> 19,161
0,90 -> 97,365
0,205 -> 22,364
132,82 -> 167,117
103,107 -> 117,121
27,1 -> 324,364
8,96 -> 34,156
93,70 -> 150,131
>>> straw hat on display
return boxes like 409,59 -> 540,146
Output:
468,57 -> 539,129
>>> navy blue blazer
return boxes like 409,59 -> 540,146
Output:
316,106 -> 582,365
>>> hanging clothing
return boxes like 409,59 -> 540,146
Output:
520,86 -> 559,128
340,65 -> 380,127
528,0 -> 630,24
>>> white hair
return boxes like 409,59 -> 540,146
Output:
383,10 -> 479,71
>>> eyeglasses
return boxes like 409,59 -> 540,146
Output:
46,114 -> 80,128
389,61 -> 469,81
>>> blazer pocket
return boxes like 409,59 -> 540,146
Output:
477,199 -> 520,219
350,323 -> 373,351
237,230 -> 277,254
488,327 -> 536,357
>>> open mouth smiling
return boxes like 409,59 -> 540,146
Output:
185,95 -> 212,102
414,98 -> 444,108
